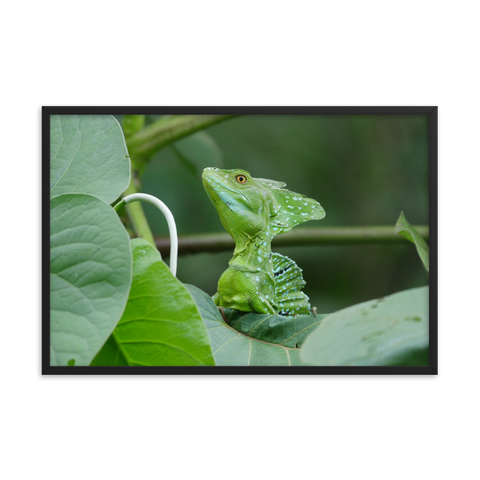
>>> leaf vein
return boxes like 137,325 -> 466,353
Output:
213,333 -> 241,355
50,116 -> 83,193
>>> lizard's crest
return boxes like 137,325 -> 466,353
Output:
257,176 -> 326,235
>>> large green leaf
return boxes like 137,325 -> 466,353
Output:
395,211 -> 429,272
50,115 -> 130,203
50,194 -> 132,366
186,285 -> 311,366
224,309 -> 327,348
301,287 -> 429,366
92,239 -> 215,366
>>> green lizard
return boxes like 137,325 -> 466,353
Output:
202,167 -> 325,316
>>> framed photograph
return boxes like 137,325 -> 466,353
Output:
43,107 -> 437,374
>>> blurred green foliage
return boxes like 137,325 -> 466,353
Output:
116,114 -> 429,314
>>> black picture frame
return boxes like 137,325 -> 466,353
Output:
42,106 -> 438,375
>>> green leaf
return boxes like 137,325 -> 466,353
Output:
172,131 -> 223,175
301,287 -> 429,366
50,194 -> 132,366
395,211 -> 429,272
50,114 -> 130,203
91,239 -> 215,366
185,285 -> 311,366
224,309 -> 327,348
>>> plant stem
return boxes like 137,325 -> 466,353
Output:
154,226 -> 430,256
122,183 -> 156,247
126,115 -> 237,158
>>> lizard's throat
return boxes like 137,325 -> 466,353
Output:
230,230 -> 273,271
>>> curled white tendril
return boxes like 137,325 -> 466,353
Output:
114,193 -> 178,277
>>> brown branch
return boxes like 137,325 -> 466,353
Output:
155,226 -> 430,256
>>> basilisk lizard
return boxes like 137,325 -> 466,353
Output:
203,167 -> 325,316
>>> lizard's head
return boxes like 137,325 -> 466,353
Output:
202,167 -> 272,237
203,167 -> 326,239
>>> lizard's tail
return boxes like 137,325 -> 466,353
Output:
272,253 -> 312,316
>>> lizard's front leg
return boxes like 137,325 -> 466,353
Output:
249,292 -> 277,315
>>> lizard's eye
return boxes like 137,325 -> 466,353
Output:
235,174 -> 247,184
